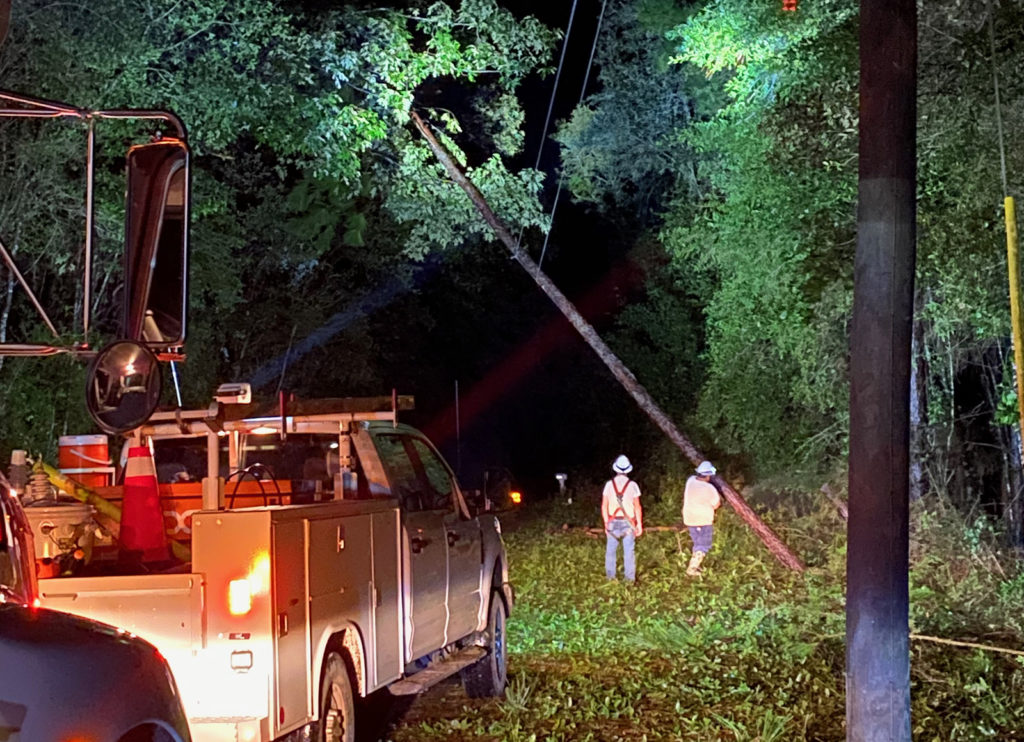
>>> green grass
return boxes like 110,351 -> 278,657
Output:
385,495 -> 1024,741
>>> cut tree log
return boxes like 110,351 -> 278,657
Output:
411,110 -> 804,572
552,524 -> 685,538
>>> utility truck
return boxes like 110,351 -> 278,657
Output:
35,390 -> 513,742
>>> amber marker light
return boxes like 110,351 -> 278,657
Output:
510,491 -> 522,505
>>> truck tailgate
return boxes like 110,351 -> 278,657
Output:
38,573 -> 203,645
38,573 -> 206,716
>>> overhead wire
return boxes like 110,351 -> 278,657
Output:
538,0 -> 610,269
515,0 -> 581,252
532,0 -> 579,177
987,0 -> 1008,193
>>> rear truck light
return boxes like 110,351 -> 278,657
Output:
510,491 -> 522,504
228,578 -> 252,615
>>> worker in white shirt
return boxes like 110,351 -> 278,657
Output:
602,455 -> 643,583
682,460 -> 722,576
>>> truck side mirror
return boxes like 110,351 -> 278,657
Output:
85,340 -> 163,434
123,139 -> 189,348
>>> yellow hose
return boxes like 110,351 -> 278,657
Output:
39,461 -> 191,563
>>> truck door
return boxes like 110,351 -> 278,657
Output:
403,438 -> 483,642
372,433 -> 449,661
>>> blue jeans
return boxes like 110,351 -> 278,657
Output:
606,519 -> 636,581
689,525 -> 714,554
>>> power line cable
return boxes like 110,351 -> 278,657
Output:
515,0 -> 580,251
987,0 -> 1008,194
539,0 -> 610,268
533,1 -> 579,176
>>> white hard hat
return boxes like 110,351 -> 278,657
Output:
612,455 -> 633,474
696,461 -> 716,476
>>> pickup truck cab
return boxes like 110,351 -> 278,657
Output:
0,477 -> 191,742
36,394 -> 513,742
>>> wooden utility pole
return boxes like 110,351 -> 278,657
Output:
412,110 -> 805,572
846,0 -> 916,738
0,0 -> 10,46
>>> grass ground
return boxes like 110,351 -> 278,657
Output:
382,494 -> 1024,741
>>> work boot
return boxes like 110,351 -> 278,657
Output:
686,551 -> 706,577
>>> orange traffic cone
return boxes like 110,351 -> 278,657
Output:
121,446 -> 168,562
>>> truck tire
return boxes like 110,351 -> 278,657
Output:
318,652 -> 356,742
461,592 -> 507,698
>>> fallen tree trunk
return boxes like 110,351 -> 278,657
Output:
412,110 -> 804,572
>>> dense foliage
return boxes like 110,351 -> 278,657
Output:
3,0 -> 1024,737
0,0 -> 557,460
1,0 -> 1024,537
554,0 -> 1024,536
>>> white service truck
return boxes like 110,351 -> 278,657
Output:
36,393 -> 513,742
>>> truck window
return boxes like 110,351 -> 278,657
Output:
374,434 -> 453,513
153,437 -> 209,483
408,438 -> 455,510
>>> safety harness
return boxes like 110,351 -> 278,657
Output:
610,477 -> 635,526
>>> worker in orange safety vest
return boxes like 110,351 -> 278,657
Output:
682,460 -> 722,576
602,455 -> 643,583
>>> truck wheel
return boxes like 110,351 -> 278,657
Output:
318,652 -> 356,742
462,592 -> 507,698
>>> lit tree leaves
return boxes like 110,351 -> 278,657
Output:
0,0 -> 557,448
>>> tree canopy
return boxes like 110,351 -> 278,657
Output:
2,0 -> 1024,527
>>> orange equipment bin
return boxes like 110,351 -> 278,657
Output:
93,481 -> 295,547
160,481 -> 294,544
58,434 -> 115,489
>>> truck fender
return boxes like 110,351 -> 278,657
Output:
311,622 -> 367,699
477,514 -> 513,631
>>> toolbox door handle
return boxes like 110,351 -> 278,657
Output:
278,611 -> 289,637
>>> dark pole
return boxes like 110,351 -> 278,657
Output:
846,0 -> 916,738
0,0 -> 9,47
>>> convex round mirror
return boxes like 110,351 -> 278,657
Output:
85,340 -> 162,434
